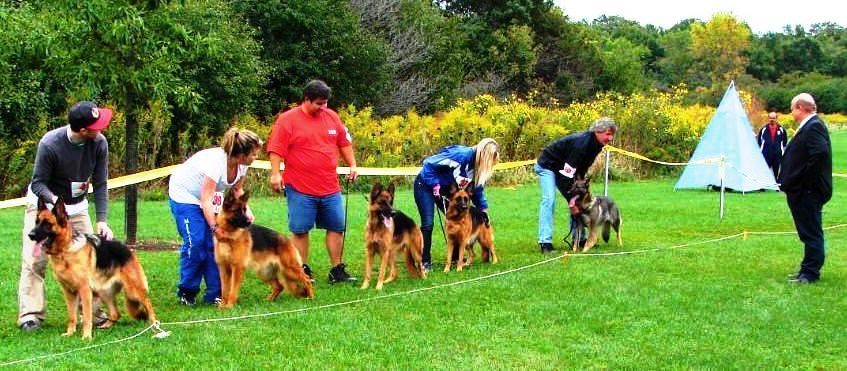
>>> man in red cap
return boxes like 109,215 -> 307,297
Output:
18,100 -> 115,332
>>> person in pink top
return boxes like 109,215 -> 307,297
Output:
267,80 -> 359,284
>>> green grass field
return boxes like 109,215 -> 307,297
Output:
0,131 -> 844,369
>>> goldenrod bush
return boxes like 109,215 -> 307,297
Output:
342,87 -> 718,179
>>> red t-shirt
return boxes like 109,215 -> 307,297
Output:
266,105 -> 352,196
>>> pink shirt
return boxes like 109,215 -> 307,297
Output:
266,105 -> 352,196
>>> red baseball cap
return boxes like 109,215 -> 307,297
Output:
68,101 -> 113,131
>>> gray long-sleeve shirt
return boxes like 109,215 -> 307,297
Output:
30,126 -> 109,222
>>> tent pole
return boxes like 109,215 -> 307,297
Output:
719,156 -> 726,220
603,149 -> 610,197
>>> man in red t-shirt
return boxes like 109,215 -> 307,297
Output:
267,80 -> 359,284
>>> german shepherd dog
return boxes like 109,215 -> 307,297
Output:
362,182 -> 426,290
214,190 -> 314,309
444,184 -> 498,272
568,175 -> 622,252
28,198 -> 156,340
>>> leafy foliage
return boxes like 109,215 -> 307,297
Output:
0,1 -> 264,199
594,37 -> 650,94
690,14 -> 752,89
350,0 -> 469,114
233,0 -> 391,118
759,72 -> 847,113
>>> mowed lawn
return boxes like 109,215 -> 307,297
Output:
0,131 -> 845,369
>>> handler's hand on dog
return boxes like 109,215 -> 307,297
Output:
97,222 -> 114,240
568,196 -> 580,215
269,173 -> 283,193
432,184 -> 441,197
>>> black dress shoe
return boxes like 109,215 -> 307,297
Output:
20,320 -> 41,332
539,242 -> 554,254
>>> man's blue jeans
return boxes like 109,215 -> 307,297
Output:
535,162 -> 578,245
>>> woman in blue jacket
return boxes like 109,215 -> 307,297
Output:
414,138 -> 500,272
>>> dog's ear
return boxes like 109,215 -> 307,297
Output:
37,197 -> 48,211
369,181 -> 382,202
386,182 -> 395,198
447,181 -> 458,196
53,197 -> 68,227
225,189 -> 237,203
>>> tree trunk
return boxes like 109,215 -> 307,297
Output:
124,95 -> 139,246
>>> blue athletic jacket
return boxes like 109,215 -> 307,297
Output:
419,145 -> 489,209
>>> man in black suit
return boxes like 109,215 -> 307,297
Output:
778,93 -> 832,284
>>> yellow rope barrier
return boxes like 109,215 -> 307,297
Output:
603,145 -> 721,166
0,145 -> 838,210
0,160 -> 537,209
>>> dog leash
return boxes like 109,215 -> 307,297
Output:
342,178 -> 351,253
435,194 -> 449,246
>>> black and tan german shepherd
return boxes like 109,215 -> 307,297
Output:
214,190 -> 314,309
28,198 -> 157,340
362,182 -> 426,290
568,175 -> 622,252
444,184 -> 498,272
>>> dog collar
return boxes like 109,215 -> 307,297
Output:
587,197 -> 597,210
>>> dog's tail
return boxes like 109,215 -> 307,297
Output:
602,222 -> 611,243
277,236 -> 315,299
614,212 -> 622,246
121,258 -> 154,321
405,230 -> 425,278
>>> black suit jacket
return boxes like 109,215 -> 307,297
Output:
778,114 -> 833,203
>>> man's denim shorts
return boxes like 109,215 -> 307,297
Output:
286,186 -> 346,233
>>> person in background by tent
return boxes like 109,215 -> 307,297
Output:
779,93 -> 832,284
757,111 -> 787,181
534,117 -> 617,254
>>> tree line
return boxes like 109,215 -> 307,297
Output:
4,1 -> 846,133
2,1 -> 846,239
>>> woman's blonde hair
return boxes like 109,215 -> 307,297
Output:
221,127 -> 263,158
473,138 -> 499,186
